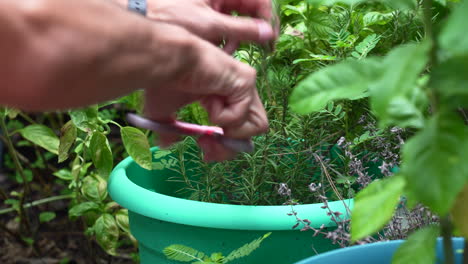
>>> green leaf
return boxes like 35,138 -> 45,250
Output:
39,212 -> 56,223
19,125 -> 59,155
352,34 -> 381,59
402,112 -> 468,215
121,127 -> 152,170
363,12 -> 394,27
310,0 -> 416,9
439,0 -> 468,58
81,174 -> 108,202
290,58 -> 382,114
53,169 -> 73,181
115,209 -> 130,234
431,56 -> 468,107
58,121 -> 77,163
69,201 -> 100,218
307,9 -> 334,38
163,245 -> 206,262
351,177 -> 405,242
370,42 -> 430,128
392,226 -> 439,264
224,232 -> 272,262
94,214 -> 119,256
69,106 -> 99,132
90,132 -> 113,179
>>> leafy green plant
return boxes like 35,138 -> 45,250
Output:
163,232 -> 271,264
289,0 -> 468,263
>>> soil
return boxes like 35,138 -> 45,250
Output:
0,170 -> 136,264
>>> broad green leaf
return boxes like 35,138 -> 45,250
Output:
452,185 -> 468,238
53,169 -> 73,181
370,42 -> 429,128
115,209 -> 130,234
19,125 -> 59,154
307,9 -> 333,38
351,177 -> 405,242
392,226 -> 439,264
58,121 -> 77,163
290,58 -> 382,114
69,201 -> 100,218
118,91 -> 144,114
352,34 -> 381,60
402,112 -> 468,215
121,127 -> 152,170
363,12 -> 394,26
39,212 -> 56,223
94,214 -> 119,256
431,56 -> 468,107
81,174 -> 107,202
163,244 -> 206,262
69,106 -> 99,132
90,132 -> 113,179
439,0 -> 468,58
224,232 -> 272,262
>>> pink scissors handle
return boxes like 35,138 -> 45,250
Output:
126,113 -> 254,153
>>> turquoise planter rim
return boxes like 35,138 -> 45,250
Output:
295,237 -> 465,264
108,147 -> 354,231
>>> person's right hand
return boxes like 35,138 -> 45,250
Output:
145,24 -> 268,161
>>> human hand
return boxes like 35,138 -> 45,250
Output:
145,0 -> 278,53
145,29 -> 268,161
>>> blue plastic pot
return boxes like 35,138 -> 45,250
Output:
108,147 -> 354,264
296,237 -> 465,264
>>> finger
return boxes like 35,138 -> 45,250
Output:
215,14 -> 274,43
223,89 -> 269,139
198,135 -> 237,162
144,88 -> 195,147
220,0 -> 273,21
223,39 -> 239,54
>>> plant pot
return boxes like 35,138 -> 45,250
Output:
108,147 -> 353,264
295,237 -> 465,264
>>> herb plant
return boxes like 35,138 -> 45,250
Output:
289,0 -> 468,263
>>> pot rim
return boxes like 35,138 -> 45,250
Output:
108,147 -> 353,230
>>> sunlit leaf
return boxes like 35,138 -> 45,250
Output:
39,212 -> 56,223
351,176 -> 406,241
90,132 -> 113,179
370,42 -> 430,128
439,0 -> 468,58
81,174 -> 108,202
19,125 -> 59,155
290,58 -> 382,114
121,127 -> 152,170
58,121 -> 77,163
402,112 -> 468,215
94,214 -> 119,256
69,201 -> 100,218
392,226 -> 439,264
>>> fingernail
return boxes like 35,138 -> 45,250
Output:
256,20 -> 274,43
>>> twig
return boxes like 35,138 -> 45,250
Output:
441,216 -> 455,264
0,194 -> 73,215
271,132 -> 341,157
313,153 -> 352,217
0,116 -> 32,234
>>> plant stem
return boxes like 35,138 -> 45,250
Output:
441,216 -> 455,264
0,115 -> 32,234
464,241 -> 468,264
0,194 -> 73,215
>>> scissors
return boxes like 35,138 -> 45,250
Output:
126,113 -> 254,153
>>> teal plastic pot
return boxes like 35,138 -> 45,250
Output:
296,238 -> 465,264
108,147 -> 353,264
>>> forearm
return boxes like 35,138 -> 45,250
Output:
0,0 -> 193,111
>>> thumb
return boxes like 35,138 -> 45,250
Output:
216,14 -> 274,44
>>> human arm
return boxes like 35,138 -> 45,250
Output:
0,0 -> 192,111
